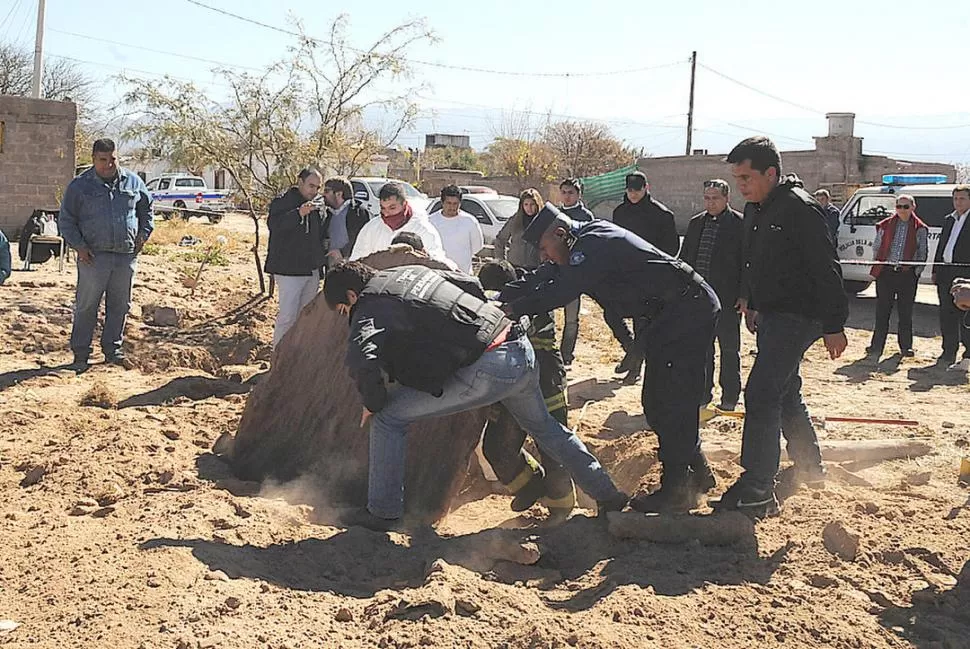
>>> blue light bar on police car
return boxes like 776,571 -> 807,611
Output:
882,174 -> 948,186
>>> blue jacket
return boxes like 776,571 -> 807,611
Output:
59,167 -> 154,253
0,229 -> 10,284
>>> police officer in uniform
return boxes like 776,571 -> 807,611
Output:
500,204 -> 721,513
323,261 -> 627,530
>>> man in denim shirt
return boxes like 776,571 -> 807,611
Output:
59,138 -> 153,370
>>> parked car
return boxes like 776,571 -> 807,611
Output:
350,177 -> 429,217
459,185 -> 497,195
426,193 -> 519,244
837,174 -> 954,293
146,174 -> 230,223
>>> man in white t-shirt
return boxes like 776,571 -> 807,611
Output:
349,182 -> 448,263
428,185 -> 484,274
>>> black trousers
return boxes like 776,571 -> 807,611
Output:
870,268 -> 919,353
706,307 -> 741,406
937,272 -> 970,360
640,285 -> 718,469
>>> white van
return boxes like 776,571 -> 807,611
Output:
837,174 -> 955,293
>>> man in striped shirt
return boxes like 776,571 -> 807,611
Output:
679,179 -> 744,412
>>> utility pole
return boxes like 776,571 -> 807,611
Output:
685,51 -> 696,155
31,0 -> 47,99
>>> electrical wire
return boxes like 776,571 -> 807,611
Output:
699,62 -> 970,131
48,28 -> 264,71
183,0 -> 687,79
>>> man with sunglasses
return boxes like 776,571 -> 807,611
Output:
679,179 -> 744,411
866,194 -> 927,360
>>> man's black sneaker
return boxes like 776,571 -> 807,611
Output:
105,355 -> 134,370
716,401 -> 737,412
614,350 -> 642,375
689,452 -> 717,493
901,349 -> 915,357
596,492 -> 629,518
710,481 -> 780,518
630,481 -> 700,514
511,472 -> 547,512
70,355 -> 89,373
337,508 -> 408,533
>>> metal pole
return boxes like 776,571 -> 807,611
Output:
685,51 -> 696,155
30,0 -> 46,99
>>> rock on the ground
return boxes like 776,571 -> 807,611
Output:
823,520 -> 861,561
904,471 -> 932,486
335,607 -> 353,623
151,306 -> 181,327
20,464 -> 47,487
455,597 -> 481,616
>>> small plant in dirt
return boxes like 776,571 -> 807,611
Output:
180,235 -> 230,296
140,243 -> 161,256
80,381 -> 118,409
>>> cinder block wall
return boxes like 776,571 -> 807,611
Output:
0,96 -> 77,237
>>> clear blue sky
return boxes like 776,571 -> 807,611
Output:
4,0 -> 970,162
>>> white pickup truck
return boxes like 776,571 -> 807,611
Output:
146,173 -> 231,223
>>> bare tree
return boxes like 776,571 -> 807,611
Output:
0,43 -> 31,96
0,43 -> 96,103
123,14 -> 435,295
540,120 -> 636,178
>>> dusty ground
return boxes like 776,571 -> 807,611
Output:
1,212 -> 969,649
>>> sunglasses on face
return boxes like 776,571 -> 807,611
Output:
703,180 -> 728,190
896,204 -> 913,209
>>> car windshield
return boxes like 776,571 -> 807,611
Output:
480,197 -> 519,221
845,194 -> 954,228
367,181 -> 422,198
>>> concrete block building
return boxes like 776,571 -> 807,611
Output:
636,113 -> 956,232
0,96 -> 77,236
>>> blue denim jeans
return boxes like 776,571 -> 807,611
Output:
740,312 -> 824,490
367,335 -> 621,519
70,251 -> 137,359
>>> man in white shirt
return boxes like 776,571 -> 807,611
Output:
428,185 -> 484,274
349,182 -> 447,263
933,184 -> 970,370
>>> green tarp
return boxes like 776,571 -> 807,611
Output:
580,163 -> 638,208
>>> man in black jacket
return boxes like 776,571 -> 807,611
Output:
607,172 -> 680,379
714,137 -> 848,517
265,168 -> 327,348
323,262 -> 627,530
933,185 -> 970,370
679,179 -> 744,411
611,172 -> 679,255
322,176 -> 371,262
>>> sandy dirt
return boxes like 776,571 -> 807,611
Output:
1,212 -> 969,649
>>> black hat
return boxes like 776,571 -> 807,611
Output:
625,171 -> 648,190
522,202 -> 564,246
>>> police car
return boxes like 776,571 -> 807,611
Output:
837,174 -> 955,293
146,173 -> 230,223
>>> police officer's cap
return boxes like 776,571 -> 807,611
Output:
523,202 -> 566,246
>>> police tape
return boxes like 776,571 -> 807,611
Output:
838,260 -> 970,267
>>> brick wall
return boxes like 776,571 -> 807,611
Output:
637,146 -> 956,234
0,96 -> 77,237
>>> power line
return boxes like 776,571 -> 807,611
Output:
183,0 -> 687,79
699,62 -> 970,131
0,0 -> 25,39
48,28 -> 264,71
416,94 -> 685,131
47,52 -> 235,90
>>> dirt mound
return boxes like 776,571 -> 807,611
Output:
232,250 -> 488,522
